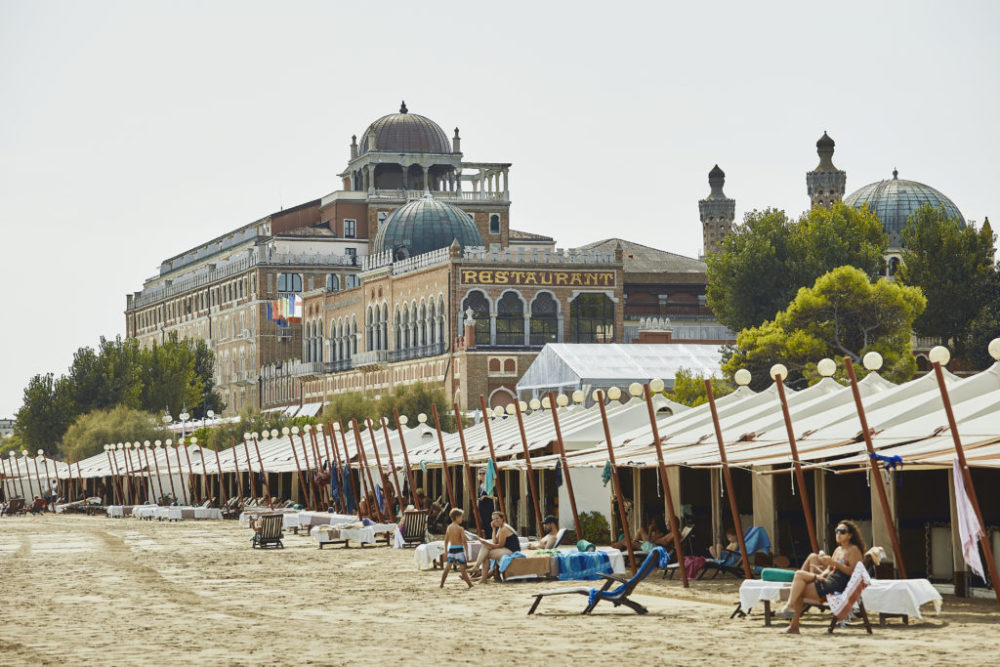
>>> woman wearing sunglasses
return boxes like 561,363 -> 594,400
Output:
782,520 -> 866,634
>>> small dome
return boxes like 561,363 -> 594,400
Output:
709,164 -> 725,179
359,101 -> 452,155
816,131 -> 835,150
373,195 -> 483,258
844,172 -> 965,247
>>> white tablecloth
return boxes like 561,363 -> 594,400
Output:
414,538 -> 530,570
739,578 -> 943,619
133,506 -> 166,520
312,522 -> 397,545
291,511 -> 358,530
106,505 -> 134,518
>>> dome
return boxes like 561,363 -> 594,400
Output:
372,195 -> 483,258
844,170 -> 965,247
359,101 -> 452,155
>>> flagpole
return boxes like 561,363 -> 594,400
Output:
453,403 -> 484,538
477,395 -> 507,518
928,346 -> 1000,607
546,392 -> 582,541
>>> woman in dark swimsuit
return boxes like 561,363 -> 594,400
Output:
784,520 -> 866,634
472,511 -> 519,584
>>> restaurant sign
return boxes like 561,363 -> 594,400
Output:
460,268 -> 616,287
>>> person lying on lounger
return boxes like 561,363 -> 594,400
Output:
709,526 -> 739,560
613,514 -> 676,552
528,515 -> 560,549
782,520 -> 865,634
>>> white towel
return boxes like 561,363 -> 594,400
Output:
953,458 -> 985,579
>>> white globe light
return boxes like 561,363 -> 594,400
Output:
154,440 -> 161,447
628,382 -> 643,397
251,432 -> 259,439
518,401 -> 528,413
207,410 -> 214,419
316,423 -> 324,432
243,432 -> 252,440
291,426 -> 299,435
165,439 -> 173,446
529,398 -> 541,411
492,406 -> 504,418
179,412 -> 189,422
505,403 -> 516,415
303,424 -> 312,432
816,358 -> 837,377
189,436 -> 197,444
734,369 -> 752,386
572,390 -> 585,404
928,346 -> 951,366
607,386 -> 622,401
988,338 -> 1000,361
270,429 -> 278,438
116,443 -> 124,450
649,378 -> 665,394
37,449 -> 44,456
417,413 -> 428,424
591,389 -> 603,402
541,396 -> 551,409
396,416 -> 407,427
281,427 -> 290,435
143,440 -> 150,447
769,364 -> 788,381
862,351 -> 884,371
178,438 -> 184,446
556,394 -> 569,407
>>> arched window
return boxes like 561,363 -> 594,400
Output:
277,273 -> 302,293
495,291 -> 525,346
489,214 -> 500,234
569,293 -> 615,343
327,274 -> 340,291
461,291 -> 490,344
888,256 -> 900,277
530,292 -> 558,345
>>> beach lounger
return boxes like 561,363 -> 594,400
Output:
527,547 -> 668,615
660,525 -> 695,578
28,498 -> 47,514
1,498 -> 26,516
766,562 -> 873,634
699,526 -> 771,579
251,513 -> 284,549
399,509 -> 429,547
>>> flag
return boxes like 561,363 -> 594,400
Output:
484,459 -> 497,495
555,459 -> 563,488
953,459 -> 985,579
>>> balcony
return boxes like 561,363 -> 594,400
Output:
352,350 -> 389,371
325,358 -> 353,374
288,361 -> 325,380
387,341 -> 446,363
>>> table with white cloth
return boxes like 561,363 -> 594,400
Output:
106,505 -> 135,518
290,511 -> 358,532
311,522 -> 398,548
739,578 -> 943,625
238,509 -> 295,528
133,506 -> 166,520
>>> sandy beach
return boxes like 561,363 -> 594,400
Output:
1,515 -> 997,666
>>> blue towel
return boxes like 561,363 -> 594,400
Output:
601,461 -> 612,487
342,468 -> 355,513
586,547 -> 668,606
498,551 -> 525,573
484,459 -> 497,495
556,550 -> 613,581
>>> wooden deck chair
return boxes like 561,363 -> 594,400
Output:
661,525 -> 695,579
528,547 -> 668,615
400,509 -> 429,547
251,513 -> 284,549
1,498 -> 25,516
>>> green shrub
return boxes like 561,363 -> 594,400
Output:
579,510 -> 611,545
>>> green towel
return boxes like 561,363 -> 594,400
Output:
760,567 -> 795,582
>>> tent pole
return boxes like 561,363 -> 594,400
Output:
351,419 -> 385,522
240,435 -> 257,502
196,442 -> 210,505
139,445 -> 153,505
231,437 -> 245,503
547,391 -> 582,541
182,442 -> 199,505
335,423 -> 363,513
773,372 -> 820,554
512,400 -> 544,537
286,430 -> 310,509
323,423 -> 346,513
309,429 -> 331,509
162,442 -> 177,504
296,431 -> 318,510
704,380 -> 751,580
211,439 -> 228,511
453,403 -> 484,538
478,395 -> 506,518
430,405 -> 458,511
931,359 -> 1000,608
844,358 -> 908,578
391,410 -> 419,507
379,417 -> 405,511
250,434 -> 274,509
596,390 -> 637,574
172,443 -> 189,505
15,454 -> 30,502
365,419 -> 393,518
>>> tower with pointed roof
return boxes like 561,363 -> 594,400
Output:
806,131 -> 847,208
699,165 -> 735,257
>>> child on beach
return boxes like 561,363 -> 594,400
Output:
441,508 -> 474,589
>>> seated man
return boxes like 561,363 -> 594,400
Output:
529,515 -> 561,549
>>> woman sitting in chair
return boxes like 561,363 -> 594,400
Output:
783,520 -> 865,634
613,514 -> 676,552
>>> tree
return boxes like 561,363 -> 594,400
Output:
13,374 -> 76,451
667,368 -> 735,407
967,265 -> 1000,369
138,333 -> 206,418
723,266 -> 925,388
899,206 -> 996,355
707,203 -> 887,332
61,406 -> 167,463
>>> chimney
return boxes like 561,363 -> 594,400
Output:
350,134 -> 358,160
453,127 -> 461,154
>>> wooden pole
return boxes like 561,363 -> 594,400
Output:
117,448 -> 133,504
296,431 -> 318,510
15,454 -> 30,501
105,450 -> 121,505
844,358 -> 908,578
231,437 -> 245,502
365,419 -> 393,518
308,429 -> 330,508
453,403 -> 484,538
139,445 -> 153,504
250,434 -> 274,509
773,372 -> 820,555
195,443 -> 210,505
931,358 -> 1000,607
704,380 -> 751,580
430,405 -> 457,511
335,423 -> 363,513
182,443 -> 199,505
511,401 -> 544,537
351,419 -> 385,521
240,436 -> 257,501
2,457 -> 13,501
211,439 -> 229,511
546,392 -> 583,541
286,430 -> 310,508
379,417 -> 405,508
391,410 -> 419,507
75,460 -> 85,501
322,424 -> 345,513
173,444 -> 189,505
161,443 -> 177,503
126,447 -> 142,503
477,395 -> 507,517
596,390 -> 637,574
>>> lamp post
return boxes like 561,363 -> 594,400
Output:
179,407 -> 190,442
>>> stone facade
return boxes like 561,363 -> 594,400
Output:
806,131 -> 847,208
699,164 -> 736,257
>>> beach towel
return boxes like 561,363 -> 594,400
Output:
825,561 -> 871,621
557,550 -> 614,581
484,459 -> 497,495
953,458 -> 985,579
329,464 -> 340,505
342,467 -> 355,513
498,551 -> 525,573
585,548 -> 668,606
374,484 -> 385,512
554,460 -> 563,488
684,555 -> 706,579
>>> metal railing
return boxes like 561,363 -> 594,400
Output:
387,341 -> 446,362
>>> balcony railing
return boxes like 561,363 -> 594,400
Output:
325,358 -> 353,374
387,341 -> 446,363
371,189 -> 507,203
352,350 -> 389,369
288,361 -> 326,379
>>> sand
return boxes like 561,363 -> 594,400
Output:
0,515 -> 997,666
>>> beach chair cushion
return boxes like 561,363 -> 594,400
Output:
761,568 -> 796,582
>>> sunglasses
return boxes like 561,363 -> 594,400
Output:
835,527 -> 849,534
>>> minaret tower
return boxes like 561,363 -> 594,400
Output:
699,164 -> 735,257
806,131 -> 847,208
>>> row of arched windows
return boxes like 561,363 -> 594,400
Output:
460,289 -> 615,346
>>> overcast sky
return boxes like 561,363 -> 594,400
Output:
2,1 -> 998,418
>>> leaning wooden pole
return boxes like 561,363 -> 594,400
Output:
308,429 -> 330,508
365,419 -> 393,516
704,380 -> 751,580
240,435 -> 258,501
172,443 -> 189,505
161,442 -> 177,503
596,390 -> 638,574
773,371 -> 820,554
477,395 -> 507,518
379,417 -> 405,508
211,439 -> 229,511
296,431 -> 318,510
546,391 -> 583,541
182,442 -> 199,505
844,358 -> 908,578
335,423 -> 363,513
14,454 -> 30,502
391,410 -> 419,507
453,403 -> 484,538
351,419 -> 385,521
250,434 -> 274,509
430,405 -> 457,511
195,442 -> 210,505
105,449 -> 122,505
117,448 -> 134,504
286,430 -> 311,509
323,423 -> 346,513
230,437 -> 245,503
75,459 -> 85,501
931,357 -> 1000,607
512,400 -> 544,537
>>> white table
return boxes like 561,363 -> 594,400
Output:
312,522 -> 397,547
739,578 -> 943,622
106,505 -> 135,518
